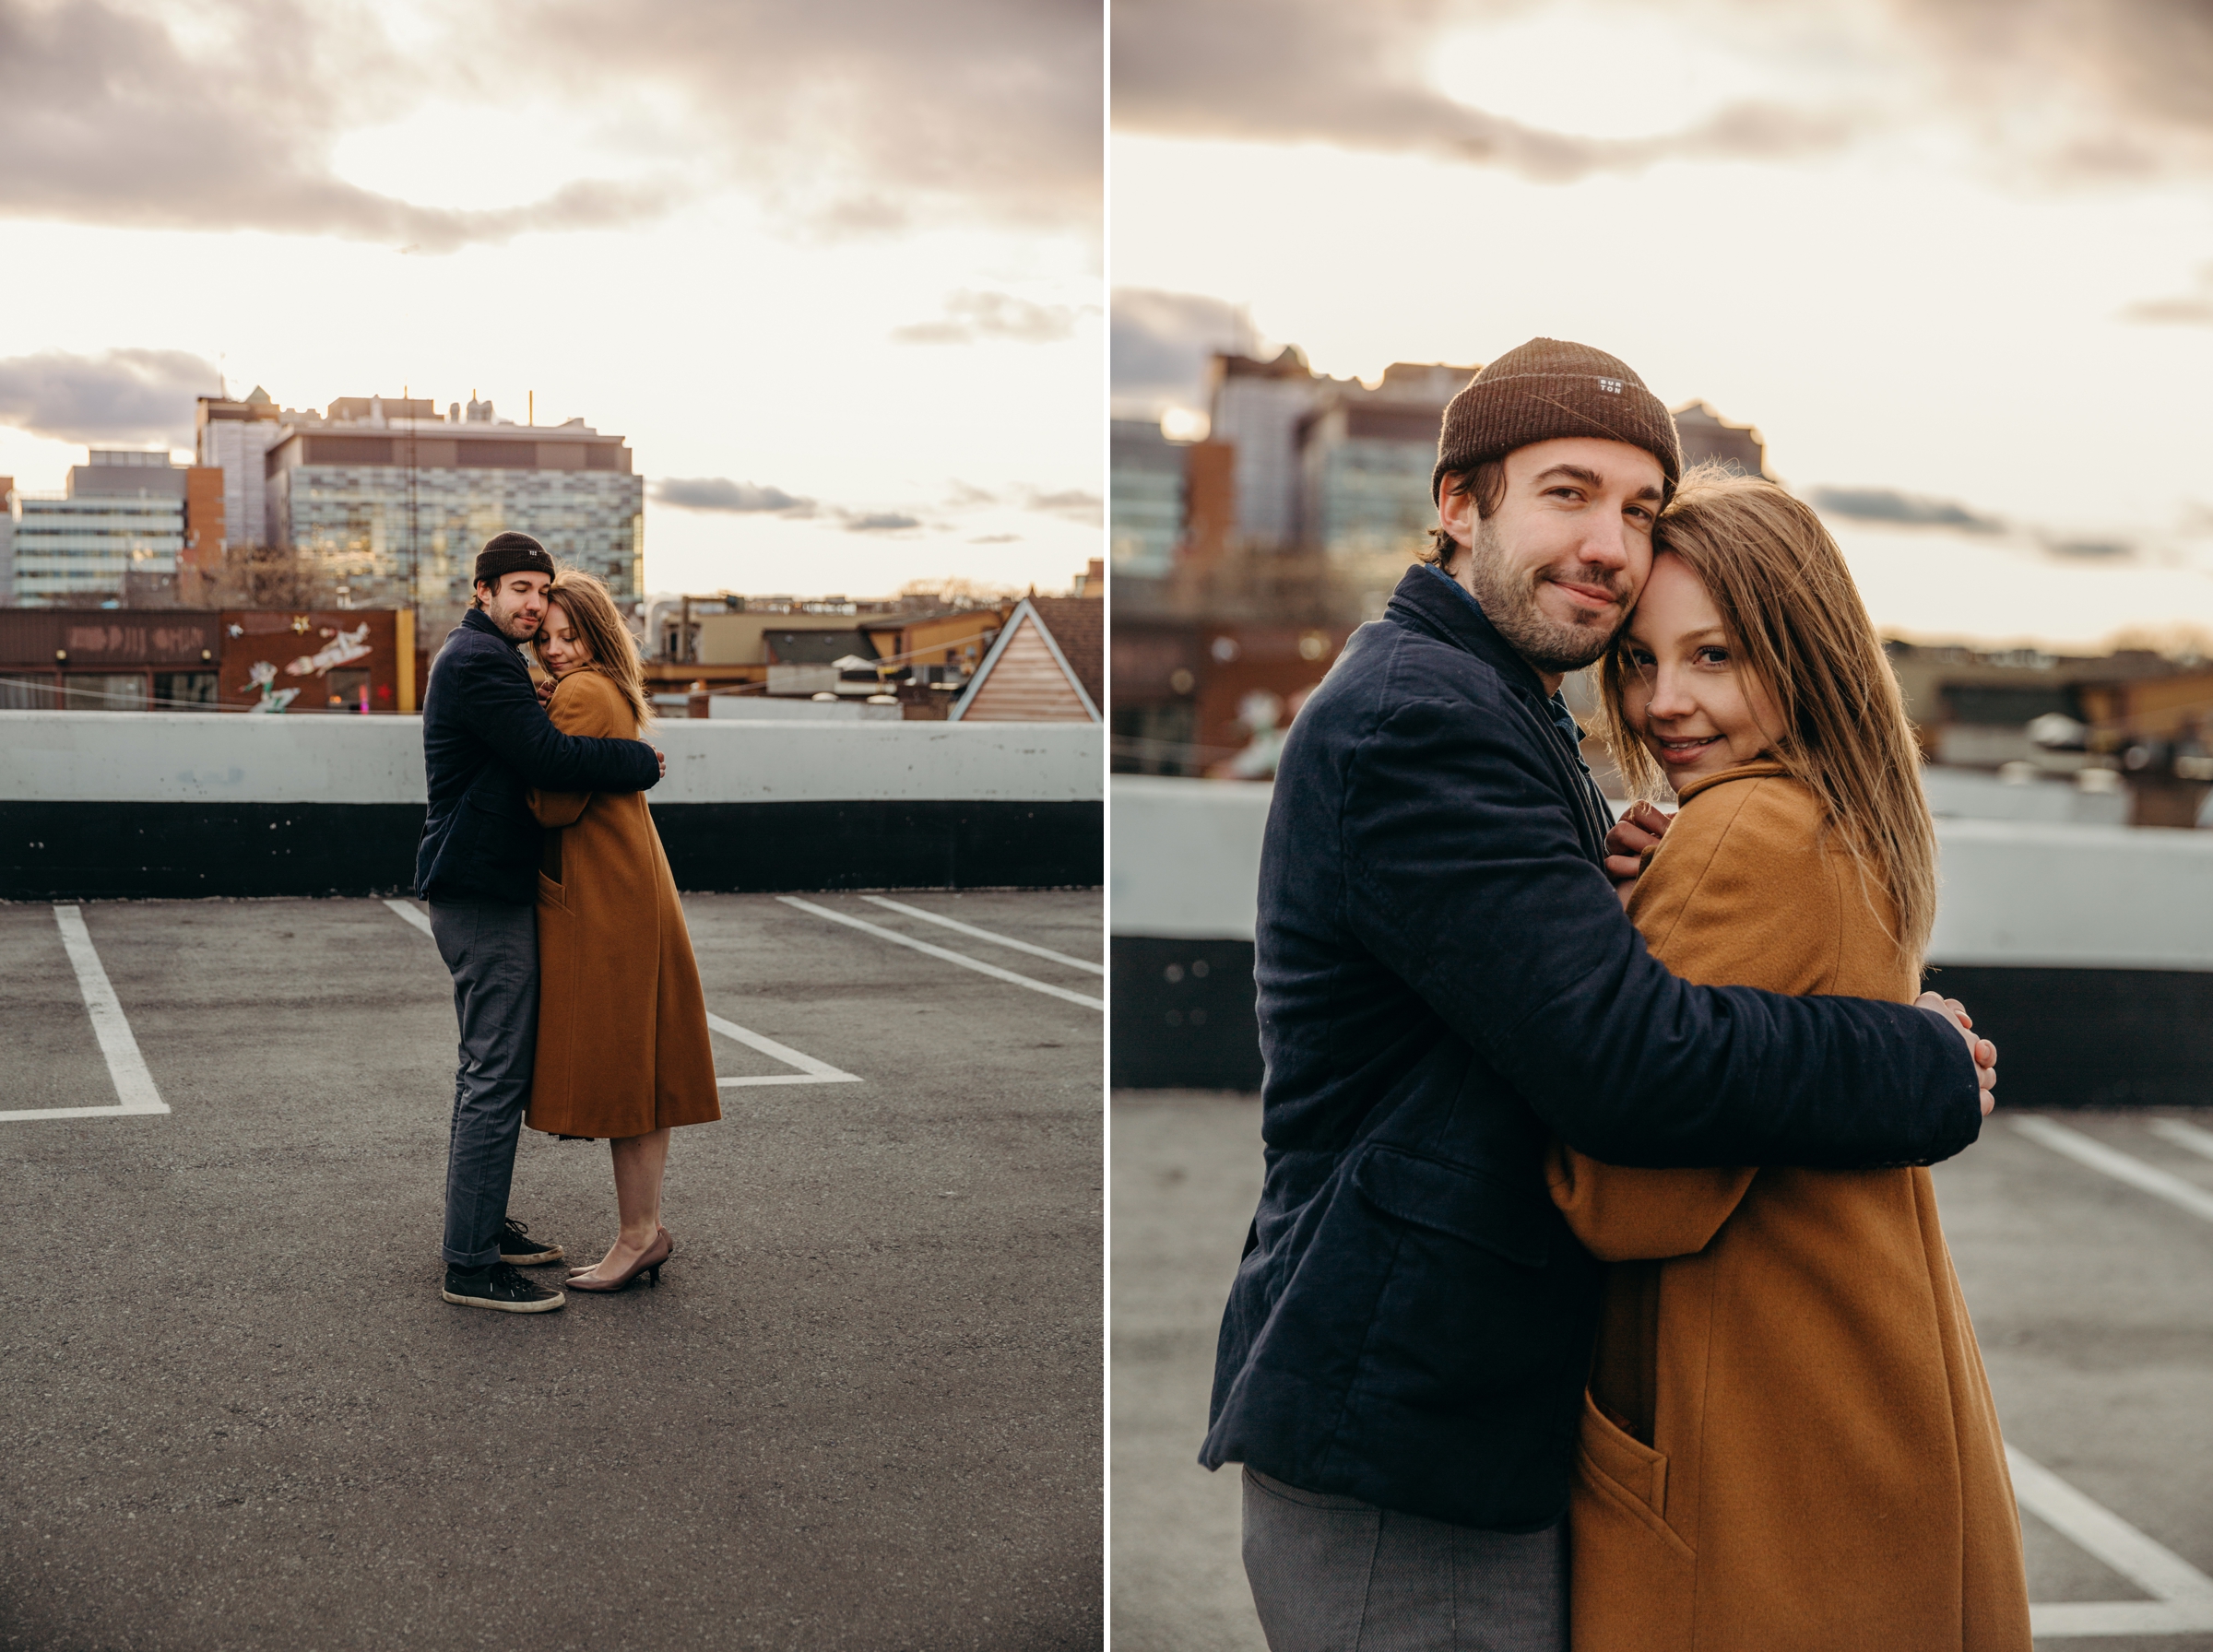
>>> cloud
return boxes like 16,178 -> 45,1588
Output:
1112,288 -> 1261,412
2122,265 -> 2213,324
892,290 -> 1090,345
969,533 -> 1022,544
1114,0 -> 1862,183
653,478 -> 818,514
1807,486 -> 2005,533
841,511 -> 923,534
0,347 -> 216,445
1024,488 -> 1105,525
0,0 -> 1099,249
1114,0 -> 2213,188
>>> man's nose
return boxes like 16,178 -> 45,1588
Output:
1580,515 -> 1632,571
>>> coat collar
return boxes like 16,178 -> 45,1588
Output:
460,606 -> 520,648
1384,563 -> 1556,706
1674,758 -> 1791,807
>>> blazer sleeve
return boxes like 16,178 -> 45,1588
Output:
526,675 -> 634,828
1541,781 -> 1833,1258
449,644 -> 660,794
1340,693 -> 1981,1171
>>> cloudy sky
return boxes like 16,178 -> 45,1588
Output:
0,0 -> 1103,599
1112,0 -> 2213,651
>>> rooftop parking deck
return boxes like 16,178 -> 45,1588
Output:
1,889 -> 1103,1651
1113,1093 -> 2213,1652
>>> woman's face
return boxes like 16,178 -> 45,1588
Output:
1618,554 -> 1784,789
537,599 -> 592,678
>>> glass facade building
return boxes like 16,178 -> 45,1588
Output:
1110,419 -> 1185,578
11,450 -> 187,606
264,406 -> 644,625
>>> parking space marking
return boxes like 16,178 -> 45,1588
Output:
780,897 -> 1105,1009
0,905 -> 170,1125
2014,1116 -> 2213,1226
382,897 -> 433,938
858,895 -> 1105,975
706,1012 -> 862,1088
379,894 -> 858,1089
2148,1117 -> 2213,1164
2009,1446 -> 2213,1637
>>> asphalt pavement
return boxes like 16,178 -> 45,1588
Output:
1,891 -> 1104,1652
1112,1092 -> 2213,1652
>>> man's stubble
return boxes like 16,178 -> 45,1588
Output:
1460,514 -> 1627,677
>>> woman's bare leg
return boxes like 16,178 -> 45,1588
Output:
574,1127 -> 672,1280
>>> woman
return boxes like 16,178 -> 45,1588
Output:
1548,467 -> 2032,1650
527,569 -> 721,1292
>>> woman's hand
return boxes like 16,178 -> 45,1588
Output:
1604,800 -> 1673,902
1916,991 -> 1998,1115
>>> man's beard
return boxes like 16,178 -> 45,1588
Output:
1460,517 -> 1627,676
484,597 -> 541,642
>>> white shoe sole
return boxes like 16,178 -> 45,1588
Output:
442,1288 -> 565,1313
499,1250 -> 565,1265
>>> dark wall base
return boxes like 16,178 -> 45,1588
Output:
1112,937 -> 2213,1109
0,800 -> 1102,900
1111,937 -> 1264,1092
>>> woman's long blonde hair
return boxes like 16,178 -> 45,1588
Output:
544,568 -> 654,733
1594,465 -> 1937,964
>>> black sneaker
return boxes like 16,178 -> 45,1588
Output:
498,1218 -> 564,1266
443,1261 -> 565,1314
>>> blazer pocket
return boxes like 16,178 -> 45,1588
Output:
1349,1146 -> 1551,1268
1575,1390 -> 1693,1561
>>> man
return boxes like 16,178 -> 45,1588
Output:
417,532 -> 665,1314
1201,339 -> 1998,1650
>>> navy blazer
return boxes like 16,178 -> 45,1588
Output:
413,608 -> 662,904
1200,565 -> 1982,1530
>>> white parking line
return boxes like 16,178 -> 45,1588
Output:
780,897 -> 1105,1009
380,894 -> 859,1089
0,905 -> 169,1125
2148,1116 -> 2213,1164
858,895 -> 1105,974
2014,1116 -> 2213,1226
382,897 -> 434,938
707,1012 -> 861,1088
2010,1446 -> 2213,1637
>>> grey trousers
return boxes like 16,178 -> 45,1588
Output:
429,899 -> 539,1268
1241,1468 -> 1567,1652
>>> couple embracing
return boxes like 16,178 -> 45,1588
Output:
416,534 -> 721,1315
1206,341 -> 2035,1650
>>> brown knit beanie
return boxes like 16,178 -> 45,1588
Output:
1431,338 -> 1681,502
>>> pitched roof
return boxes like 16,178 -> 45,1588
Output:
948,598 -> 1101,724
1025,596 -> 1103,712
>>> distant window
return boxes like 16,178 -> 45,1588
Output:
0,675 -> 57,710
153,671 -> 219,710
61,673 -> 148,712
459,442 -> 536,469
326,667 -> 372,714
305,436 -> 396,466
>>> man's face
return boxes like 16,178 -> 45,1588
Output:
477,572 -> 550,641
1440,437 -> 1664,678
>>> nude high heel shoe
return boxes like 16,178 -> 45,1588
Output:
565,1229 -> 672,1292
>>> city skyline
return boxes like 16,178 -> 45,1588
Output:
0,0 -> 1103,601
1112,0 -> 2213,653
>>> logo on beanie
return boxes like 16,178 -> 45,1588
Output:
1597,377 -> 1624,395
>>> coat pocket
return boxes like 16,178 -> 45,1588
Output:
1571,1390 -> 1696,1652
536,869 -> 567,914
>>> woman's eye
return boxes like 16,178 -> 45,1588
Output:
1696,647 -> 1730,667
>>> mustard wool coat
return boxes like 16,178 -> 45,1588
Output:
525,670 -> 721,1140
1546,761 -> 2031,1652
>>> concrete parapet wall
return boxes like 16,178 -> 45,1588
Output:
1109,776 -> 2213,1106
0,710 -> 1102,805
0,712 -> 1102,898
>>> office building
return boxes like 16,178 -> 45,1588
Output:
194,389 -> 284,554
9,451 -> 199,607
254,394 -> 643,621
1110,419 -> 1185,578
1296,362 -> 1473,564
